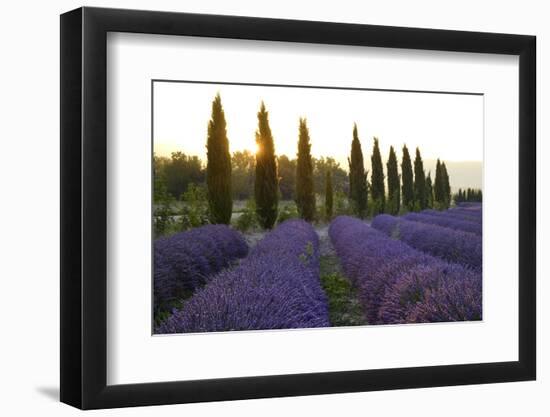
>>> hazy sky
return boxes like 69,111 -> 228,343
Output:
153,81 -> 483,174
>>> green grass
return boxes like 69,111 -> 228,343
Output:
320,255 -> 366,327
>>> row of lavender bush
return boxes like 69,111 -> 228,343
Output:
156,219 -> 330,333
456,202 -> 483,208
154,224 -> 249,310
422,208 -> 482,224
402,211 -> 482,235
329,216 -> 482,324
371,214 -> 482,271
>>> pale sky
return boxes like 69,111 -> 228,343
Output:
153,81 -> 483,172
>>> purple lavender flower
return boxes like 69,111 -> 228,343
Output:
372,214 -> 482,272
421,208 -> 482,224
156,219 -> 330,333
403,212 -> 482,235
329,216 -> 482,325
154,224 -> 248,310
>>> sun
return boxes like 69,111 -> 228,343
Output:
253,142 -> 261,154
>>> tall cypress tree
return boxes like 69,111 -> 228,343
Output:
325,168 -> 333,220
413,147 -> 427,210
348,124 -> 368,218
434,159 -> 446,210
370,137 -> 385,216
441,162 -> 451,207
295,118 -> 316,222
206,93 -> 232,224
426,171 -> 434,209
401,145 -> 414,212
386,145 -> 400,215
254,102 -> 278,229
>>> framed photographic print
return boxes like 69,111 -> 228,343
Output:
60,7 -> 536,409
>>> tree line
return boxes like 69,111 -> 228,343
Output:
453,188 -> 483,203
154,151 -> 349,202
155,93 -> 479,233
347,123 -> 452,218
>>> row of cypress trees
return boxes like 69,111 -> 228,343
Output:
205,94 -> 453,228
348,125 -> 452,218
206,95 -> 318,229
454,188 -> 482,203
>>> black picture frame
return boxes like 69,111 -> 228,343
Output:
60,6 -> 536,410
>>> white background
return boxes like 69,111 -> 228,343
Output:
108,33 -> 517,384
0,0 -> 546,416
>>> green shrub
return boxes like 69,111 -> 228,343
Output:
334,191 -> 351,216
179,184 -> 210,230
234,199 -> 258,232
278,202 -> 299,224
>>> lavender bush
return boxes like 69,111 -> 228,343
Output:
372,214 -> 482,271
154,224 -> 248,310
403,212 -> 482,236
156,219 -> 330,333
422,208 -> 482,224
329,216 -> 481,324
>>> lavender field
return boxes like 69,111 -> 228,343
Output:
153,86 -> 483,333
154,203 -> 482,333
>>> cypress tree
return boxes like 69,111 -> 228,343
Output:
434,159 -> 443,209
206,93 -> 232,224
401,145 -> 414,212
413,147 -> 427,210
386,145 -> 400,215
325,168 -> 333,220
295,118 -> 316,222
348,124 -> 368,218
254,102 -> 278,229
426,172 -> 434,209
434,159 -> 451,209
441,162 -> 451,207
370,137 -> 385,216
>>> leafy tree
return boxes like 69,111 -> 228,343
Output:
413,147 -> 427,210
206,94 -> 232,224
426,171 -> 434,208
333,190 -> 351,216
295,118 -> 316,221
386,146 -> 400,215
164,152 -> 204,200
401,145 -> 414,212
278,201 -> 300,223
153,155 -> 174,237
370,137 -> 385,216
325,168 -> 334,220
278,155 -> 296,200
179,183 -> 210,230
234,198 -> 258,232
231,150 -> 255,200
254,102 -> 279,228
348,124 -> 368,218
313,157 -> 349,196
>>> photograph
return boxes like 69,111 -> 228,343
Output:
53,5 -> 538,412
152,80 -> 483,334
